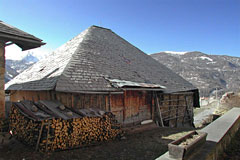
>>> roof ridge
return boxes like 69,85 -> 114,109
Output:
90,25 -> 112,31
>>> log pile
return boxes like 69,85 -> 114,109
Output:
0,118 -> 8,132
9,100 -> 123,151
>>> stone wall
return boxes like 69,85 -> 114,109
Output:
156,108 -> 240,160
0,42 -> 5,118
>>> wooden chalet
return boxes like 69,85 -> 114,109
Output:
0,20 -> 45,118
6,26 -> 199,127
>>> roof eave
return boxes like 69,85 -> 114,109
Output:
0,32 -> 45,50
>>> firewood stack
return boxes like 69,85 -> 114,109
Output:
0,118 -> 8,132
9,100 -> 123,151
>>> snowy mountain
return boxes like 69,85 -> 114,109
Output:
151,51 -> 240,97
5,53 -> 39,82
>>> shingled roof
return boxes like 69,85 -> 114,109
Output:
0,20 -> 45,50
6,25 -> 197,93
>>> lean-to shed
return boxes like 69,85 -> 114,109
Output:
6,26 -> 199,127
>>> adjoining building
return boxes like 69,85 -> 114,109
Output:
6,26 -> 199,127
0,20 -> 45,118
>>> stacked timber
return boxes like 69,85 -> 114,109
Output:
0,118 -> 8,132
9,100 -> 123,151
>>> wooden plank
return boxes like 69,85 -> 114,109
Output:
175,95 -> 179,126
21,101 -> 51,120
155,93 -> 164,127
35,121 -> 44,151
15,102 -> 40,120
12,103 -> 35,121
45,121 -> 50,152
108,93 -> 111,112
34,102 -> 60,118
182,96 -> 192,125
66,106 -> 84,117
105,95 -> 108,111
185,95 -> 193,125
38,100 -> 69,120
168,94 -> 171,126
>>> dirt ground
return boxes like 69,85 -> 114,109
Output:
0,124 -> 193,160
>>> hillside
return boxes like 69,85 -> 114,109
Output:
151,51 -> 240,97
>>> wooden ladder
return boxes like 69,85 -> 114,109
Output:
35,121 -> 51,152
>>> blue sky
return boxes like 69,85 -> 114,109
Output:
1,0 -> 239,59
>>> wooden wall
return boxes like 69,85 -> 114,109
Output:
10,90 -> 152,125
155,92 -> 194,127
10,90 -> 107,111
10,90 -> 194,127
110,91 -> 152,125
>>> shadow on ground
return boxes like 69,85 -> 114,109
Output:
0,126 -> 193,160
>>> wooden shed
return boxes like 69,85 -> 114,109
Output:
0,20 -> 45,118
6,26 -> 199,127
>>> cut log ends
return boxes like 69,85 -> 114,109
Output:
9,105 -> 123,152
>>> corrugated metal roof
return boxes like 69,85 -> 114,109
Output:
6,25 -> 197,93
106,78 -> 166,89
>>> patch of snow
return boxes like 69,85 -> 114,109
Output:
162,51 -> 188,55
199,56 -> 213,62
207,61 -> 216,64
26,61 -> 35,65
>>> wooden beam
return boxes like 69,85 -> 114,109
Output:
155,92 -> 164,127
108,93 -> 111,112
123,91 -> 126,123
175,95 -> 179,127
35,121 -> 44,151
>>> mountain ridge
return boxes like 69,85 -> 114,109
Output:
5,53 -> 39,82
151,51 -> 240,97
5,51 -> 240,97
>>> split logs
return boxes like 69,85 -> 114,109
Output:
9,104 -> 123,152
0,118 -> 8,132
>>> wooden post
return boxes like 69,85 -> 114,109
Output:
150,92 -> 153,120
45,121 -> 50,152
108,93 -> 111,111
175,95 -> 179,127
155,92 -> 164,127
183,95 -> 192,126
168,94 -> 171,126
36,121 -> 45,151
122,91 -> 126,123
0,42 -> 5,118
71,93 -> 74,108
